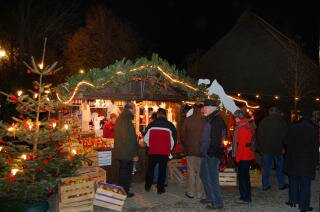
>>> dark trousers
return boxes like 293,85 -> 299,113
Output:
288,175 -> 311,211
145,154 -> 168,190
118,160 -> 133,193
237,160 -> 252,202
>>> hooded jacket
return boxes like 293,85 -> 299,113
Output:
234,118 -> 255,162
113,109 -> 138,160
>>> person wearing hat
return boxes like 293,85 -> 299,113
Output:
233,109 -> 255,204
284,109 -> 318,212
199,99 -> 226,210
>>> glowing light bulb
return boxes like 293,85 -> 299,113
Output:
71,149 -> 77,155
274,95 -> 279,100
0,146 -> 3,151
21,154 -> 27,160
34,93 -> 38,98
79,69 -> 85,74
64,124 -> 69,130
38,63 -> 44,69
44,90 -> 50,94
52,123 -> 57,128
11,169 -> 19,176
255,94 -> 260,98
237,93 -> 241,97
46,97 -> 50,101
316,98 -> 320,102
294,97 -> 299,101
223,140 -> 229,147
28,125 -> 32,130
7,126 -> 15,132
17,90 -> 23,97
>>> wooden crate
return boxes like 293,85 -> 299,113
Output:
173,166 -> 187,185
94,182 -> 127,211
250,170 -> 262,187
219,168 -> 237,186
168,159 -> 185,181
59,199 -> 93,212
82,150 -> 99,167
59,176 -> 95,204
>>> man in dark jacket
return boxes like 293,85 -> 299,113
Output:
114,102 -> 139,197
284,111 -> 318,212
181,104 -> 206,199
144,108 -> 177,194
199,99 -> 226,210
257,107 -> 288,190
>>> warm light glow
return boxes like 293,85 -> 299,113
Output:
21,154 -> 27,160
0,146 -> 3,151
294,97 -> 299,101
316,97 -> 320,102
116,71 -> 124,75
64,124 -> 69,130
28,125 -> 32,130
0,49 -> 6,57
44,90 -> 50,94
52,122 -> 57,128
79,69 -> 85,74
38,63 -> 44,69
34,93 -> 38,98
246,109 -> 250,112
71,149 -> 77,155
17,90 -> 23,97
237,93 -> 241,97
46,97 -> 50,101
223,140 -> 229,147
56,81 -> 95,104
227,95 -> 260,109
11,169 -> 19,176
274,95 -> 279,100
7,126 -> 15,132
255,94 -> 260,98
159,102 -> 166,109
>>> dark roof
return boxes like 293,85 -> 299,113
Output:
198,11 -> 319,107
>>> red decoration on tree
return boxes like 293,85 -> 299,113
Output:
33,154 -> 38,159
42,159 -> 48,164
55,172 -> 61,177
49,134 -> 54,141
63,109 -> 68,114
34,85 -> 40,90
23,106 -> 28,111
7,158 -> 13,163
26,155 -> 32,161
0,138 -> 3,143
6,189 -> 13,193
41,109 -> 46,112
18,114 -> 24,119
9,95 -> 20,104
48,125 -> 53,130
22,164 -> 28,169
47,189 -> 54,196
8,174 -> 15,182
48,71 -> 53,75
37,167 -> 44,172
58,150 -> 64,155
47,155 -> 53,160
57,141 -> 62,146
26,69 -> 32,74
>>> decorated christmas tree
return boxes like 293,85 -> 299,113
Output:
0,39 -> 86,207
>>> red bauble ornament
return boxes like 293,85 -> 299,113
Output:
47,155 -> 53,160
58,109 -> 63,113
49,134 -> 54,141
58,150 -> 64,155
7,158 -> 13,163
57,141 -> 62,146
26,69 -> 31,74
26,155 -> 32,161
34,85 -> 39,90
38,167 -> 44,172
47,189 -> 54,196
55,172 -> 61,177
48,71 -> 53,75
63,109 -> 68,113
0,138 -> 3,143
23,106 -> 28,111
9,95 -> 19,104
41,109 -> 46,112
33,154 -> 38,159
18,114 -> 23,119
6,189 -> 12,193
48,125 -> 53,130
8,174 -> 15,182
22,164 -> 28,169
42,159 -> 48,164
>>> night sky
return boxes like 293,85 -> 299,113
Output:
100,0 -> 319,65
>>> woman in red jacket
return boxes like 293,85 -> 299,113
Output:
233,109 -> 255,204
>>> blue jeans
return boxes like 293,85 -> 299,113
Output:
237,160 -> 251,202
200,156 -> 223,207
262,154 -> 286,189
288,176 -> 311,211
153,163 -> 169,185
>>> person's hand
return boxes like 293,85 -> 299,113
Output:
133,156 -> 139,162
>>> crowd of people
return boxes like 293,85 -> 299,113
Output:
102,101 -> 319,211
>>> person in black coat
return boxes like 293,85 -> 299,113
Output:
284,111 -> 319,212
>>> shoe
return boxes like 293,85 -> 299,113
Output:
127,192 -> 134,198
144,184 -> 151,192
279,184 -> 289,190
205,203 -> 223,210
157,188 -> 165,194
235,199 -> 250,204
301,207 -> 313,212
185,193 -> 194,199
263,185 -> 271,191
200,199 -> 212,204
285,201 -> 296,207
